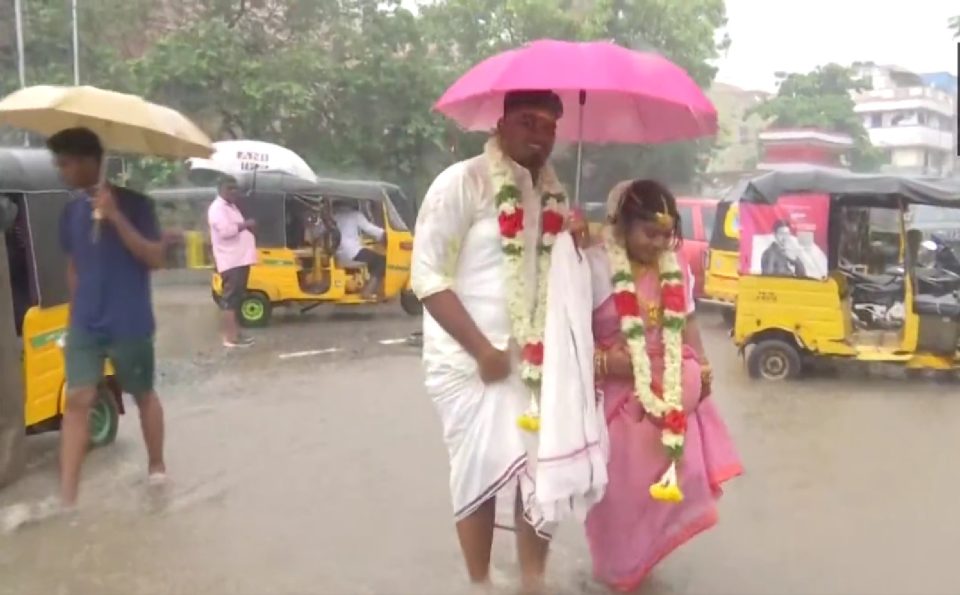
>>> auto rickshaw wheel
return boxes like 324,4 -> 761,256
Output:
239,292 -> 272,328
400,289 -> 423,316
747,339 -> 802,381
88,386 -> 119,448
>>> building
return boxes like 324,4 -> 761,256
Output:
706,82 -> 769,173
853,63 -> 956,176
920,71 -> 958,94
702,83 -> 855,192
756,129 -> 853,171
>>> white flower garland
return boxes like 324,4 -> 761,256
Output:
485,137 -> 567,432
603,226 -> 688,502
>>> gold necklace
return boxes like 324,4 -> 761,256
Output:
630,261 -> 662,325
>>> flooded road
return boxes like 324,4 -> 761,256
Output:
3,280 -> 960,595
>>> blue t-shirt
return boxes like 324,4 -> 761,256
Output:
59,188 -> 160,340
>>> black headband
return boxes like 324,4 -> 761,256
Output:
503,90 -> 564,118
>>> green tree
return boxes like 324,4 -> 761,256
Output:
950,15 -> 959,38
1,0 -> 731,198
751,64 -> 883,172
420,0 -> 730,198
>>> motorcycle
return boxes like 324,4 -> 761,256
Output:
921,234 -> 960,275
841,266 -> 905,329
840,263 -> 960,330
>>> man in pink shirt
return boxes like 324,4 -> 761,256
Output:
207,177 -> 258,347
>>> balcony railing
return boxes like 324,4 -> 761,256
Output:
868,126 -> 955,151
856,85 -> 955,105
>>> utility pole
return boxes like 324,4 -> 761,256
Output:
14,0 -> 25,89
72,0 -> 80,85
14,0 -> 28,146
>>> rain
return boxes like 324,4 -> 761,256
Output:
1,1 -> 959,594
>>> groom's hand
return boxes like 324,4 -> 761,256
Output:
566,208 -> 589,249
477,345 -> 511,384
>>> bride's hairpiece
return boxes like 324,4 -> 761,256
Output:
652,192 -> 675,229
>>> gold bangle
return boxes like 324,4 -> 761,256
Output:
595,349 -> 608,378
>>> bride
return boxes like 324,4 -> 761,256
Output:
584,179 -> 743,592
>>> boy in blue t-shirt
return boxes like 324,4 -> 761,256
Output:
51,128 -> 167,508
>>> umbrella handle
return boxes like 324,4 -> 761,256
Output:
574,90 -> 586,205
91,158 -> 108,242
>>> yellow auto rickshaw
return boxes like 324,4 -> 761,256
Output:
0,148 -> 123,485
732,167 -> 960,380
210,172 -> 420,327
702,178 -> 748,324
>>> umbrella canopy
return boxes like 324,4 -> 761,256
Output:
187,139 -> 318,182
435,39 -> 717,145
0,85 -> 212,159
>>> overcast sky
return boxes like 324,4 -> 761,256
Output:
716,0 -> 958,91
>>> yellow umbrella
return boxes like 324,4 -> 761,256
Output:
0,85 -> 213,159
0,85 -> 213,240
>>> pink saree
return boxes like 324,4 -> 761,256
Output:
585,263 -> 742,592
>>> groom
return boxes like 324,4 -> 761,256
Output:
412,90 -> 579,592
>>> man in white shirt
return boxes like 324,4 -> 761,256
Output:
411,89 -> 569,592
331,202 -> 386,300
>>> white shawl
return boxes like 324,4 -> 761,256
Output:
536,231 -> 609,524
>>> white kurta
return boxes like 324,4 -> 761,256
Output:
411,152 -> 550,534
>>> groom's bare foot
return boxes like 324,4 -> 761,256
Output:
519,575 -> 546,595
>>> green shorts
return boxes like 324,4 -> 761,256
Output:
65,328 -> 156,398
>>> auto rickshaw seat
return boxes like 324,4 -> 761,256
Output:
914,294 -> 960,318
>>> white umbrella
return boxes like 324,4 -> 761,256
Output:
187,139 -> 317,182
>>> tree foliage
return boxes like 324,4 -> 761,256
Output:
0,0 -> 730,199
950,15 -> 960,39
750,64 -> 883,172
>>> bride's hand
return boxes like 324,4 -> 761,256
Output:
604,344 -> 633,378
699,362 -> 713,402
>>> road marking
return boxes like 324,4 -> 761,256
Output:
378,338 -> 409,345
278,348 -> 341,360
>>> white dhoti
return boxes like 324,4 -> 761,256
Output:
424,357 -> 537,523
412,153 -> 554,538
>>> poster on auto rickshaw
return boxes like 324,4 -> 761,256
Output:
739,193 -> 830,280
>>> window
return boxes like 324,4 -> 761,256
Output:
701,204 -> 717,241
678,205 -> 695,239
869,113 -> 882,128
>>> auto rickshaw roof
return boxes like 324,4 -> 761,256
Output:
0,147 -> 64,192
231,171 -> 396,203
312,178 -> 394,202
743,166 -> 960,207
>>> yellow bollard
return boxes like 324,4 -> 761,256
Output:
184,231 -> 209,269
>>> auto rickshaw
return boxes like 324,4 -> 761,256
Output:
731,167 -> 960,381
702,178 -> 748,324
210,172 -> 420,327
0,148 -> 123,486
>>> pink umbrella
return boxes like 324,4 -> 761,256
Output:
435,39 -> 718,200
436,39 -> 717,144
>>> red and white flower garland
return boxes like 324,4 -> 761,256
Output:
486,137 -> 567,432
604,226 -> 688,502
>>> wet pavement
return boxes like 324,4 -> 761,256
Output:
2,282 -> 960,595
